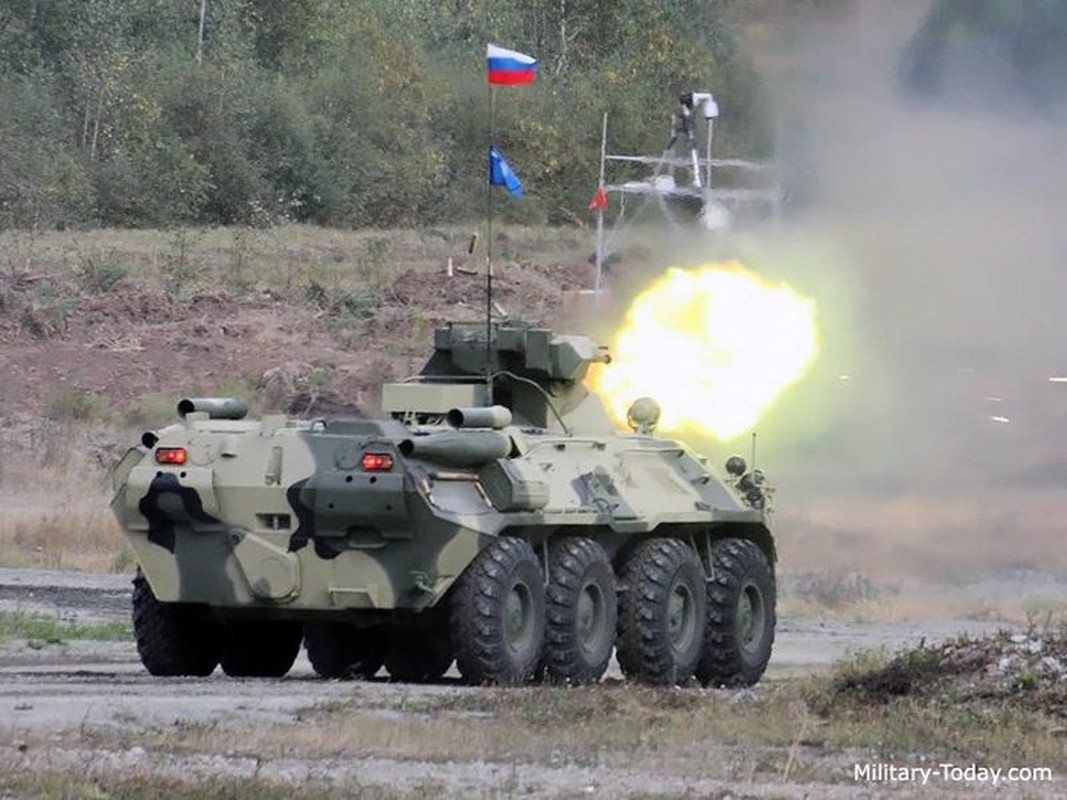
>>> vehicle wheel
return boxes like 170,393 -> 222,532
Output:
220,620 -> 303,677
616,538 -> 706,686
304,622 -> 389,679
132,570 -> 220,677
385,614 -> 453,683
696,538 -> 776,687
451,537 -> 545,686
544,537 -> 617,685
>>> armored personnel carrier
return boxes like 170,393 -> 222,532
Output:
111,322 -> 777,687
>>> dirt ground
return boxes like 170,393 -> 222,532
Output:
0,230 -> 596,422
0,568 -> 1027,799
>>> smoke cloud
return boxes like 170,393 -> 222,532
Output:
581,1 -> 1067,585
751,0 -> 1067,581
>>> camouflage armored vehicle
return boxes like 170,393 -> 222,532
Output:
111,322 -> 777,687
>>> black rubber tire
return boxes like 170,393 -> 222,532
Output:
220,620 -> 303,678
696,538 -> 776,688
304,622 -> 389,679
451,537 -> 546,686
385,613 -> 454,683
616,538 -> 706,686
132,571 -> 220,677
544,537 -> 617,685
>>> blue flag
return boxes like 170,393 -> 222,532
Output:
489,146 -> 524,198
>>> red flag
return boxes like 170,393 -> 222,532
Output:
588,186 -> 608,211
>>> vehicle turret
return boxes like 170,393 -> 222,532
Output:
381,322 -> 614,434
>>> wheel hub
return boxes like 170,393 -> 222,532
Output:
736,581 -> 766,653
505,580 -> 535,653
576,580 -> 608,657
668,581 -> 696,655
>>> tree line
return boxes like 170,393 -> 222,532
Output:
0,0 -> 772,231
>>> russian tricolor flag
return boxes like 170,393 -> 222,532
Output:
486,44 -> 538,85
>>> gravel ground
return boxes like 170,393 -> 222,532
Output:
0,569 -> 1021,798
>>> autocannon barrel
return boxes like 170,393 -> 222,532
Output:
446,405 -> 513,429
398,430 -> 512,466
177,397 -> 249,420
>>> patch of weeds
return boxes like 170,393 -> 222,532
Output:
111,543 -> 136,573
124,392 -> 179,428
209,375 -> 264,415
73,247 -> 128,293
0,772 -> 353,800
228,227 -> 257,292
825,643 -> 944,706
161,228 -> 208,302
0,610 -> 131,645
284,365 -> 340,415
19,282 -> 78,339
305,281 -> 380,326
44,389 -> 111,423
365,236 -> 391,273
790,570 -> 879,609
305,280 -> 381,349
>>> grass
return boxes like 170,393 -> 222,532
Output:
0,223 -> 576,300
118,678 -> 1065,784
0,498 -> 125,573
4,669 -> 1061,797
0,772 -> 366,800
0,610 -> 131,645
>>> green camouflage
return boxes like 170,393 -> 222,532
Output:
112,322 -> 778,685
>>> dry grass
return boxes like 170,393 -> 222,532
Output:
0,223 -> 587,299
0,422 -> 128,571
0,502 -> 125,572
115,679 -> 1064,782
149,685 -> 798,772
0,770 -> 360,800
5,673 -> 1060,797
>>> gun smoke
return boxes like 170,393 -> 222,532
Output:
593,1 -> 1067,590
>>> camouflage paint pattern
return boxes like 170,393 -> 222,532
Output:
111,323 -> 774,621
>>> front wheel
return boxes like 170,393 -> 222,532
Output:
132,570 -> 220,677
451,537 -> 545,686
695,538 -> 776,687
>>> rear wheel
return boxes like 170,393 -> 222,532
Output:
616,538 -> 706,686
696,538 -> 776,687
220,620 -> 303,678
451,537 -> 545,686
385,612 -> 453,683
132,570 -> 220,677
304,622 -> 389,679
544,537 -> 617,685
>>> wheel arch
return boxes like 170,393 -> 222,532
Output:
710,522 -> 777,568
607,522 -> 777,574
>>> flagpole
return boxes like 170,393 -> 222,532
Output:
594,111 -> 608,302
485,83 -> 495,404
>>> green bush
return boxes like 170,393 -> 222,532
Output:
0,0 -> 773,230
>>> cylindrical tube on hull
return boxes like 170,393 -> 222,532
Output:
177,397 -> 249,420
446,405 -> 513,429
399,430 -> 512,466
